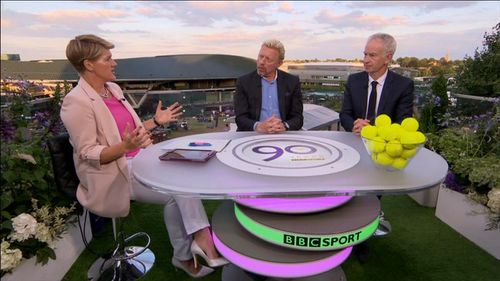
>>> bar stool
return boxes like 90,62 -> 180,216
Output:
47,134 -> 155,280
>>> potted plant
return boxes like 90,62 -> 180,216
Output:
0,78 -> 79,276
425,99 -> 499,259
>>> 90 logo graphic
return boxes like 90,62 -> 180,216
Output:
252,145 -> 318,161
216,135 -> 360,177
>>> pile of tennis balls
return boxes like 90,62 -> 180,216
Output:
361,114 -> 426,170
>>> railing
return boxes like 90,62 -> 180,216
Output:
451,93 -> 499,102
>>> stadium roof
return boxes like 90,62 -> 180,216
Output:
1,54 -> 256,82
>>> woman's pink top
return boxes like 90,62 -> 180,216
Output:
103,96 -> 140,157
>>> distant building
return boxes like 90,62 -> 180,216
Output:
1,54 -> 21,61
286,62 -> 364,87
1,54 -> 256,115
285,62 -> 419,87
389,66 -> 419,79
414,76 -> 436,84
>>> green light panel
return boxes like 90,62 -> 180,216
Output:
234,203 -> 379,251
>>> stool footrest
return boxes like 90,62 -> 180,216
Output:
113,232 -> 152,261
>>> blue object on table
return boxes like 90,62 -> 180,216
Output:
189,142 -> 212,147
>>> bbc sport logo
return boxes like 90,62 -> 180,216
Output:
283,231 -> 362,248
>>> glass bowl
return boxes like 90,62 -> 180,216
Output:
361,134 -> 426,171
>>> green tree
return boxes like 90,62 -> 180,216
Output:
419,74 -> 450,133
455,23 -> 500,97
431,73 -> 449,116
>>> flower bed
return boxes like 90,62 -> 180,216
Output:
1,201 -> 76,273
1,79 -> 78,277
436,186 -> 500,259
2,213 -> 92,281
425,102 -> 500,229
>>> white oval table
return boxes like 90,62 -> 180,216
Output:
132,131 -> 448,280
133,131 -> 448,198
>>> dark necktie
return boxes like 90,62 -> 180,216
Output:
366,81 -> 378,122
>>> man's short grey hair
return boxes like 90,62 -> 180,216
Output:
368,33 -> 397,56
262,39 -> 285,61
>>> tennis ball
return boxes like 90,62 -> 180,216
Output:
401,131 -> 426,149
401,117 -> 419,132
386,140 -> 403,157
386,123 -> 403,141
401,147 -> 417,159
392,157 -> 408,170
377,125 -> 392,141
368,136 -> 386,153
361,125 -> 378,139
375,152 -> 394,166
414,131 -> 426,143
375,114 -> 392,127
400,131 -> 418,145
400,132 -> 416,149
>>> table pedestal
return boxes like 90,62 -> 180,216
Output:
221,263 -> 347,281
212,197 -> 380,280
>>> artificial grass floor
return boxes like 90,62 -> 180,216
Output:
63,195 -> 500,281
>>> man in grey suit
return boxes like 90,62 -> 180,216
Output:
340,33 -> 414,263
234,39 -> 303,133
340,33 -> 414,135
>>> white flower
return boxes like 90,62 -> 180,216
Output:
487,188 -> 500,215
15,153 -> 37,164
9,213 -> 37,242
1,241 -> 23,271
35,223 -> 53,246
1,240 -> 10,251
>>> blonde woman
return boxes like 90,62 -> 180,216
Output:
61,34 -> 228,277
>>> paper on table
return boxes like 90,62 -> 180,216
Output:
160,139 -> 231,152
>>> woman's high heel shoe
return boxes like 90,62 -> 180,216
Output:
171,257 -> 214,278
191,240 -> 230,268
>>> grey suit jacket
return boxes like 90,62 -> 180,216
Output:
234,69 -> 303,131
340,70 -> 414,132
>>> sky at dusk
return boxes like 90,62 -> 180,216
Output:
1,1 -> 499,62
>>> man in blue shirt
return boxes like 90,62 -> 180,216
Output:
234,39 -> 303,133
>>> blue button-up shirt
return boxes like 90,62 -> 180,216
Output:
260,72 -> 280,122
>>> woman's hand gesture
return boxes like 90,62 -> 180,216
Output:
123,124 -> 152,151
154,101 -> 183,125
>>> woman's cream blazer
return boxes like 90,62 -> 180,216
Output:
61,78 -> 142,218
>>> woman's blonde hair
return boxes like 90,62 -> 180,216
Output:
66,34 -> 114,73
262,39 -> 285,61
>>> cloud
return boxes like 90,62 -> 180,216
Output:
197,31 -> 263,44
0,35 -> 69,60
287,36 -> 367,60
285,26 -> 490,60
39,9 -> 127,22
1,8 -> 132,38
419,19 -> 450,26
2,1 -> 495,62
315,9 -> 409,30
196,27 -> 309,47
134,1 -> 277,26
135,7 -> 155,16
277,2 -> 294,13
193,27 -> 312,60
1,18 -> 12,28
397,28 -> 487,59
347,1 -> 477,13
